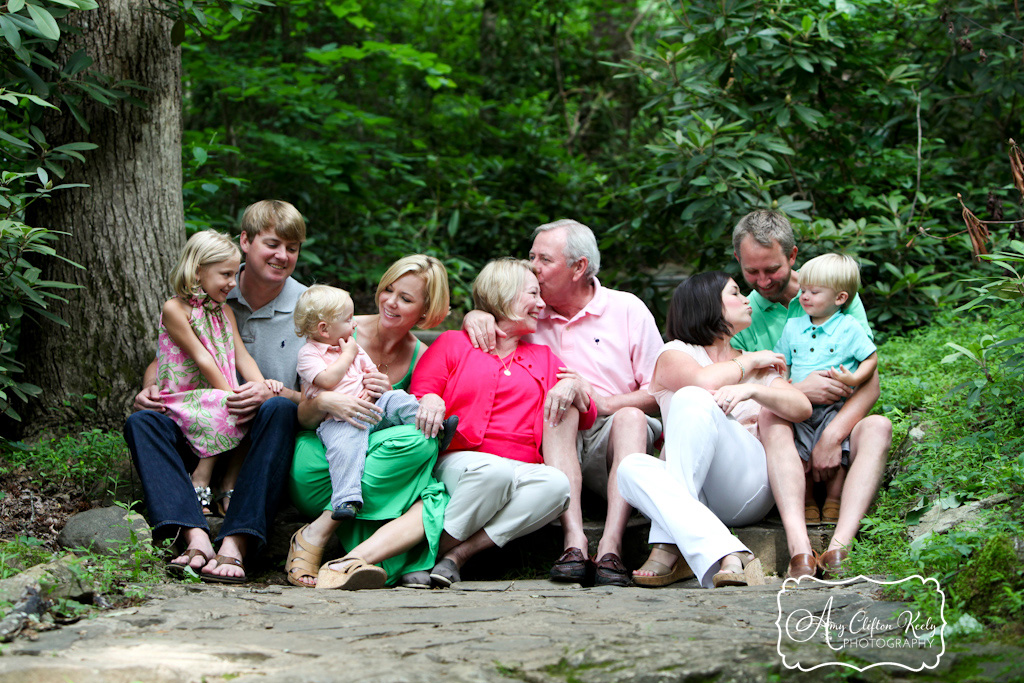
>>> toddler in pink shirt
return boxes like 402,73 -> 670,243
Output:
294,285 -> 455,520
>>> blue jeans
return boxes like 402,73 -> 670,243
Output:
124,396 -> 298,550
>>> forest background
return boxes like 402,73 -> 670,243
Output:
1,0 -> 1022,430
1,0 -> 1024,642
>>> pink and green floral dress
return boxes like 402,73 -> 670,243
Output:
157,293 -> 245,458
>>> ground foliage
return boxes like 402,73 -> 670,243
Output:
850,301 -> 1024,633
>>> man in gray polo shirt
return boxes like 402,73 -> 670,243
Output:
125,200 -> 307,583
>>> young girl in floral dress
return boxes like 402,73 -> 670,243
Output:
159,230 -> 282,515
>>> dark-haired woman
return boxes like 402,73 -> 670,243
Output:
617,272 -> 811,588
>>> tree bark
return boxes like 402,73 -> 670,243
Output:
17,0 -> 184,435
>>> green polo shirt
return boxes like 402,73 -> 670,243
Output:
731,290 -> 872,352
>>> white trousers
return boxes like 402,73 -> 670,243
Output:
434,450 -> 570,548
617,386 -> 774,588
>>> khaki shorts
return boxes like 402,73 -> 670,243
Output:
577,413 -> 662,496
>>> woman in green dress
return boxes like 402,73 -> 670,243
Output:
286,254 -> 452,588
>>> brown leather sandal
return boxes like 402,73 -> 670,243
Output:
200,554 -> 246,584
166,548 -> 211,576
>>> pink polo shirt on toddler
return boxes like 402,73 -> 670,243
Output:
296,340 -> 377,420
528,279 -> 663,398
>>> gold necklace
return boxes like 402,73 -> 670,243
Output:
495,349 -> 515,376
375,318 -> 399,375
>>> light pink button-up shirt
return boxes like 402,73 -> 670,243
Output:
528,279 -> 663,398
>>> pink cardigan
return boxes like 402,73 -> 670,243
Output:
410,331 -> 597,463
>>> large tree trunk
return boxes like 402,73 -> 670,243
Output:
17,0 -> 184,435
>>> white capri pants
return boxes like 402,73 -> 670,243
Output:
617,386 -> 774,588
434,450 -> 570,548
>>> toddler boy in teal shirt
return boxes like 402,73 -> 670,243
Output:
774,254 -> 878,524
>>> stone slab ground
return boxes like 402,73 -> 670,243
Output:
2,576 -> 1021,683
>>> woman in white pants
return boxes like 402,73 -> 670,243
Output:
618,272 -> 811,588
410,259 -> 596,586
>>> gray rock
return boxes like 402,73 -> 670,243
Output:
0,555 -> 99,603
57,507 -> 151,556
909,493 -> 1013,541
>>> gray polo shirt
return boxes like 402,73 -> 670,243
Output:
227,270 -> 307,391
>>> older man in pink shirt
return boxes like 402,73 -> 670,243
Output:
465,219 -> 664,586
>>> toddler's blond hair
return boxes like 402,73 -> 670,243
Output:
294,285 -> 353,339
800,253 -> 861,307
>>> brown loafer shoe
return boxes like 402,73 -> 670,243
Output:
821,498 -> 841,524
804,501 -> 821,524
786,552 -> 818,580
550,547 -> 591,583
817,548 -> 849,579
593,552 -> 630,587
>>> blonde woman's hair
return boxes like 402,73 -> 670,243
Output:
294,285 -> 353,338
799,253 -> 861,306
169,230 -> 241,298
472,258 -> 535,322
240,199 -> 307,243
376,255 -> 451,329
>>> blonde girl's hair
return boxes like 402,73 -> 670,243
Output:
169,230 -> 241,298
472,258 -> 534,322
375,254 -> 451,329
294,285 -> 353,339
799,253 -> 861,306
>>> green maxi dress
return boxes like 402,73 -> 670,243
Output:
288,349 -> 448,585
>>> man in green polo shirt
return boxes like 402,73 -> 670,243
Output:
731,210 -> 892,579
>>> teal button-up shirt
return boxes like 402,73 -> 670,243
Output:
731,290 -> 872,353
773,311 -> 877,384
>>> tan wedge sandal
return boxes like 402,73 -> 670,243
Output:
633,543 -> 695,588
712,552 -> 765,588
286,524 -> 326,588
316,557 -> 387,590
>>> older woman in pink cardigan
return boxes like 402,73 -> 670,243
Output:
411,258 -> 596,586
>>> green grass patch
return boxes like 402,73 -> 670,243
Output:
2,429 -> 129,496
848,302 -> 1024,631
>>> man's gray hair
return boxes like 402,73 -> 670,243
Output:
533,219 -> 601,279
731,210 -> 795,254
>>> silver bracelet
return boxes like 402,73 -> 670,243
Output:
731,357 -> 746,381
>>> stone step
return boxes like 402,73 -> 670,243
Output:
468,512 -> 834,581
231,504 -> 836,581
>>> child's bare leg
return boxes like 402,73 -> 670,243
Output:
825,468 -> 845,501
804,472 -> 816,505
217,449 -> 247,514
191,457 -> 216,515
191,456 -> 216,487
821,467 -> 846,524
